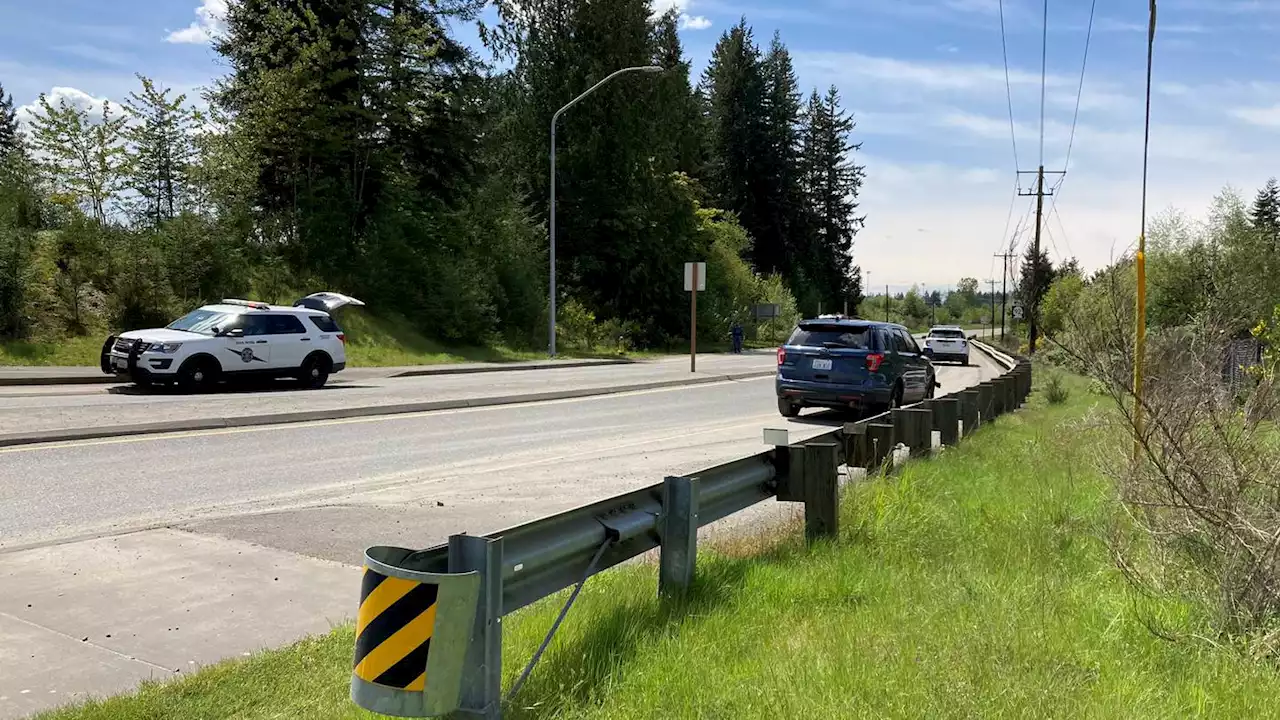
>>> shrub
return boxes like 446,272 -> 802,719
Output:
1043,372 -> 1069,405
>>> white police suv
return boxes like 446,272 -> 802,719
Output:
923,325 -> 970,365
99,292 -> 363,391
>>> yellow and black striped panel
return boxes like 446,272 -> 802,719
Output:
353,567 -> 440,691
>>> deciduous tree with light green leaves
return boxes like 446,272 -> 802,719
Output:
27,93 -> 127,224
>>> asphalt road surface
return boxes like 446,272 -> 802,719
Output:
1,352 -> 1002,552
0,348 -> 1006,718
0,353 -> 776,436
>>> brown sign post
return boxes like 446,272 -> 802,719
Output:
685,262 -> 705,373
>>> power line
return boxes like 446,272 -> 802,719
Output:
1037,0 -> 1095,265
1049,200 -> 1075,260
1038,0 -> 1049,168
1062,0 -> 1097,180
998,0 -> 1020,171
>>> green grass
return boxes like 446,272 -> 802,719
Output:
0,335 -> 106,366
42,373 -> 1280,720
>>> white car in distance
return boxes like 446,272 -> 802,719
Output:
100,292 -> 363,391
923,325 -> 970,365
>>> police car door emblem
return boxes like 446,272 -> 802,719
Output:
240,347 -> 255,363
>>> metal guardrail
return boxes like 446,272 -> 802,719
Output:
351,341 -> 1030,719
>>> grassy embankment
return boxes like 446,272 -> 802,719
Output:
0,308 -> 769,367
39,373 -> 1280,719
0,309 -> 600,367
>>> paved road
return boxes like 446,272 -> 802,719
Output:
0,349 -> 1006,718
0,353 -> 775,436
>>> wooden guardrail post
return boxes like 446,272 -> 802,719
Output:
989,378 -> 1007,417
976,382 -> 994,425
801,441 -> 840,542
959,389 -> 980,436
866,422 -> 894,472
892,407 -> 932,458
844,421 -> 868,467
933,397 -> 960,446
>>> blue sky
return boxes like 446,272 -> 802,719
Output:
3,0 -> 1279,290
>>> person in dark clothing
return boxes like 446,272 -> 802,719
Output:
731,322 -> 744,354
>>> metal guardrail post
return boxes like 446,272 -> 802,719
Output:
1004,373 -> 1019,411
802,441 -> 840,542
892,407 -> 932,458
449,535 -> 503,720
959,389 -> 979,436
867,422 -> 894,470
933,397 -> 960,446
659,476 -> 698,598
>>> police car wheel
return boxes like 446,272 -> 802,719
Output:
298,354 -> 331,389
178,357 -> 219,393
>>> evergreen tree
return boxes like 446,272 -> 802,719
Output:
490,0 -> 705,344
651,10 -> 707,179
800,85 -> 865,313
123,76 -> 197,228
0,82 -> 19,158
701,21 -> 772,269
214,0 -> 371,275
1016,243 -> 1054,320
760,32 -> 804,279
1250,177 -> 1280,252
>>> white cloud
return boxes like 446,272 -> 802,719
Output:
1230,105 -> 1280,128
166,0 -> 228,45
798,51 -> 1072,95
17,86 -> 111,128
651,0 -> 711,29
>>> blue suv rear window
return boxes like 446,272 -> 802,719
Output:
787,325 -> 872,349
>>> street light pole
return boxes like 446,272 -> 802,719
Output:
549,65 -> 664,357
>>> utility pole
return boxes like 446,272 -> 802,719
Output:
994,248 -> 1014,343
884,284 -> 890,322
986,279 -> 998,339
1017,166 -> 1064,355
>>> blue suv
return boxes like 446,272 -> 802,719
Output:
775,317 -> 937,417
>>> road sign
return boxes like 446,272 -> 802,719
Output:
753,303 -> 780,320
684,262 -> 706,292
1012,303 -> 1024,320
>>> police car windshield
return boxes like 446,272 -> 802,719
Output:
167,309 -> 233,335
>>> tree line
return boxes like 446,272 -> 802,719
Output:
1034,179 -> 1280,348
0,0 -> 866,352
